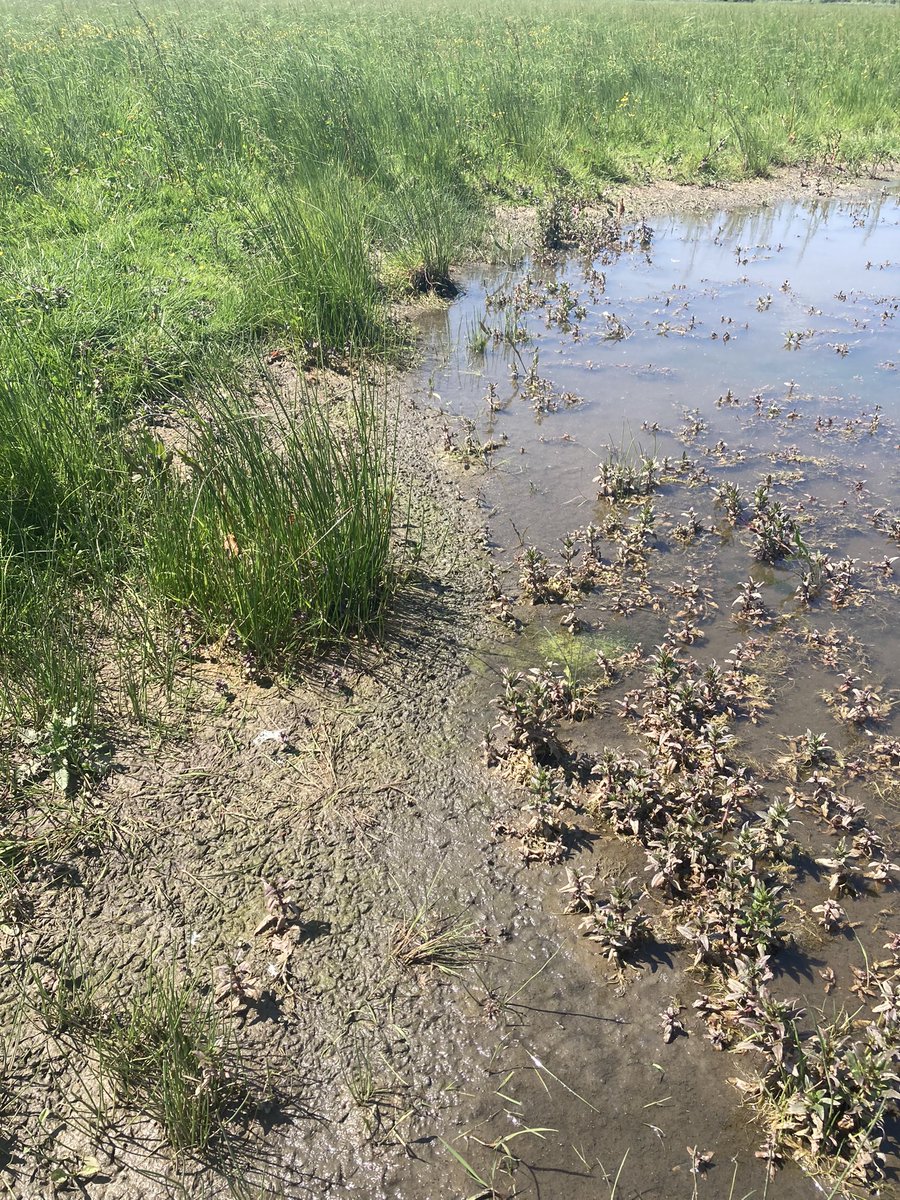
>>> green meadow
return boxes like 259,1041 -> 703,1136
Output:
1,0 -> 898,743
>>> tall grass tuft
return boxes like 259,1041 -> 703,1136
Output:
381,181 -> 481,295
143,372 -> 402,662
242,173 -> 385,348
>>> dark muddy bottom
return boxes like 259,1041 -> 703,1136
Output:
406,191 -> 900,1200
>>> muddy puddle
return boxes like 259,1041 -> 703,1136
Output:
402,192 -> 900,1200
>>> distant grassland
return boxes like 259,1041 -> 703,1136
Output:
1,0 -> 898,371
0,0 -> 898,742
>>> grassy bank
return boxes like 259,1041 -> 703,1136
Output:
2,0 -> 898,365
1,0 -> 899,745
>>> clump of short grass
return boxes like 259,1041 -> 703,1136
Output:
391,908 -> 482,975
28,943 -> 106,1040
94,967 -> 253,1156
14,707 -> 110,795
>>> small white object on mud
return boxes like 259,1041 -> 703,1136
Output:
252,729 -> 288,748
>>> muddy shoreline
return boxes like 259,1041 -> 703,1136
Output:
492,164 -> 900,254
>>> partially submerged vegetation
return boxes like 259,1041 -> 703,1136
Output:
482,445 -> 900,1190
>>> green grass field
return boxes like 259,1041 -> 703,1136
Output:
1,0 -> 898,746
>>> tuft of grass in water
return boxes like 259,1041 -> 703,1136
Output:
594,445 -> 661,502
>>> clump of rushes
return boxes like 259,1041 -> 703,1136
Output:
382,180 -> 478,297
28,943 -> 106,1039
244,172 -> 385,348
94,967 -> 253,1157
143,373 -> 403,664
